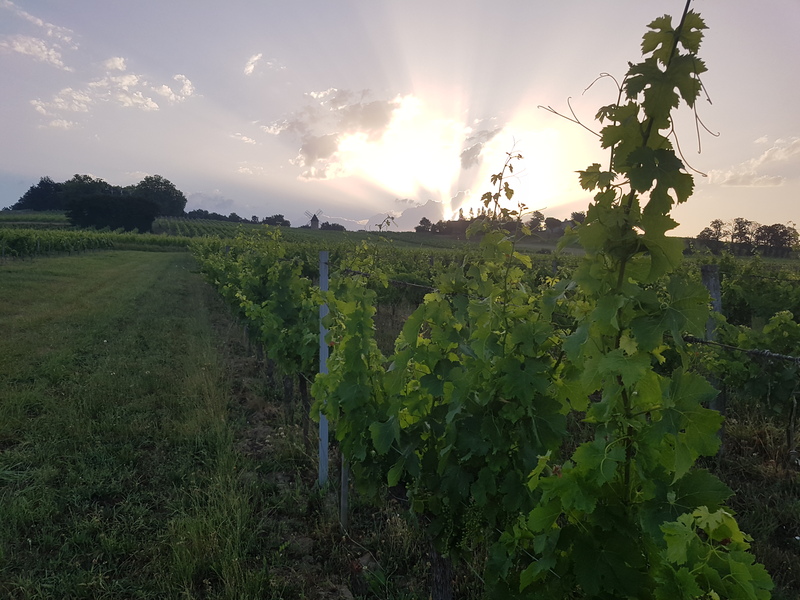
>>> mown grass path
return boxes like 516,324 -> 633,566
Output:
0,252 -> 269,599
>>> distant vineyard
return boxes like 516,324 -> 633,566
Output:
0,228 -> 190,259
153,217 -> 264,238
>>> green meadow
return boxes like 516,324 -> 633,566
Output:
0,252 -> 275,598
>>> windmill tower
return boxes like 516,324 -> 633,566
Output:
305,210 -> 322,230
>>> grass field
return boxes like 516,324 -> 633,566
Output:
0,252 -> 278,598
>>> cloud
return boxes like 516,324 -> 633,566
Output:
307,88 -> 338,100
47,119 -> 77,130
266,89 -> 407,179
110,73 -> 141,90
244,53 -> 285,75
707,170 -> 784,187
231,133 -> 257,145
338,101 -> 395,140
708,136 -> 800,187
0,2 -> 77,71
174,75 -> 194,97
0,34 -> 73,70
366,199 -> 446,231
104,56 -> 126,71
30,63 -> 195,126
460,124 -> 503,169
1,0 -> 77,47
291,134 -> 343,179
153,74 -> 195,103
266,89 -> 507,200
31,87 -> 92,116
395,198 -> 423,207
244,53 -> 262,75
116,90 -> 159,111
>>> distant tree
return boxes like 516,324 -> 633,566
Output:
695,226 -> 725,254
132,175 -> 187,216
730,217 -> 756,245
62,174 -> 119,206
458,208 -> 465,221
251,215 -> 259,223
66,195 -> 159,231
696,227 -> 717,241
12,177 -> 65,211
262,214 -> 291,227
709,218 -> 728,241
320,221 -> 346,231
754,223 -> 798,250
570,211 -> 586,224
544,217 -> 563,232
228,212 -> 241,222
186,209 -> 235,221
432,220 -> 452,234
526,210 -> 545,231
415,217 -> 432,233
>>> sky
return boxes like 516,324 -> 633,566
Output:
1,0 -> 798,235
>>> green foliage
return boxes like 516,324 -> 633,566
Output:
716,254 -> 800,326
311,242 -> 395,497
11,177 -> 65,211
132,174 -> 188,217
195,5 -> 775,598
697,308 -> 800,461
0,228 -> 115,257
483,6 -> 772,598
66,194 -> 160,232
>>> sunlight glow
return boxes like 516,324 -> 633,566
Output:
454,110 -> 598,221
326,94 -> 598,223
334,95 -> 465,209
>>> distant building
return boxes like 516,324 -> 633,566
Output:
310,214 -> 319,229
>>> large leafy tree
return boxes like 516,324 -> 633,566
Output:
526,210 -> 545,231
754,223 -> 798,250
12,177 -> 65,211
730,217 -> 756,245
66,195 -> 159,231
132,174 -> 187,216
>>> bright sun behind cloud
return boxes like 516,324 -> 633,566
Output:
335,95 -> 465,206
326,94 -> 598,222
459,109 -> 599,220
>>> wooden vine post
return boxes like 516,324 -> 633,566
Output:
701,263 -> 726,417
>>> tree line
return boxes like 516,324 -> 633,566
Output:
8,174 -> 187,232
6,175 -> 293,232
695,218 -> 798,257
184,209 -> 291,227
415,209 -> 586,237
